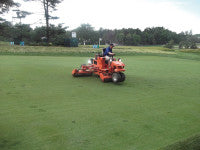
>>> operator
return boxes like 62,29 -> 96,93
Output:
104,43 -> 115,60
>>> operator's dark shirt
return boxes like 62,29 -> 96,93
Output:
104,46 -> 112,56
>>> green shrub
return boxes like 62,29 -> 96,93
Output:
179,41 -> 184,49
179,41 -> 198,49
51,34 -> 66,46
164,40 -> 174,49
190,42 -> 197,49
184,41 -> 190,49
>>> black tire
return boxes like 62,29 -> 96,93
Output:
112,73 -> 121,83
119,72 -> 125,82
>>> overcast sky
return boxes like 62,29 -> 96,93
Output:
2,0 -> 200,34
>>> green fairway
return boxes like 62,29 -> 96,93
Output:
0,55 -> 200,150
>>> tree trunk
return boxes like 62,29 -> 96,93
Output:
43,0 -> 49,44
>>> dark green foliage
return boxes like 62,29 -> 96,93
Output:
116,28 -> 142,45
13,24 -> 33,43
49,24 -> 69,45
0,21 -> 33,44
178,31 -> 198,49
179,41 -> 197,49
0,21 -> 13,41
31,24 -> 70,45
74,24 -> 99,45
142,27 -> 179,45
184,41 -> 190,49
73,26 -> 186,46
0,0 -> 19,14
52,34 -> 66,46
190,42 -> 197,49
32,26 -> 46,43
102,29 -> 116,44
132,34 -> 141,45
15,10 -> 32,19
0,21 -> 70,45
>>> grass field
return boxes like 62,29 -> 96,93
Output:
0,53 -> 200,149
1,41 -> 200,57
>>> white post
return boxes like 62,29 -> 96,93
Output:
99,38 -> 102,46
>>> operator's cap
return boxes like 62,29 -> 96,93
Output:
110,43 -> 115,47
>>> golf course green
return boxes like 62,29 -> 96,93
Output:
0,55 -> 200,150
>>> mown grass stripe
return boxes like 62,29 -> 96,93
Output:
161,134 -> 200,150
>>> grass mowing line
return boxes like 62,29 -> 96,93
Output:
160,133 -> 200,150
1,51 -> 200,61
1,42 -> 200,60
0,42 -> 177,56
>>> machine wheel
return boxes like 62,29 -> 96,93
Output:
112,73 -> 121,83
119,72 -> 125,82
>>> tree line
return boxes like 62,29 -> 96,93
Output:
1,0 -> 63,43
0,22 -> 200,47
